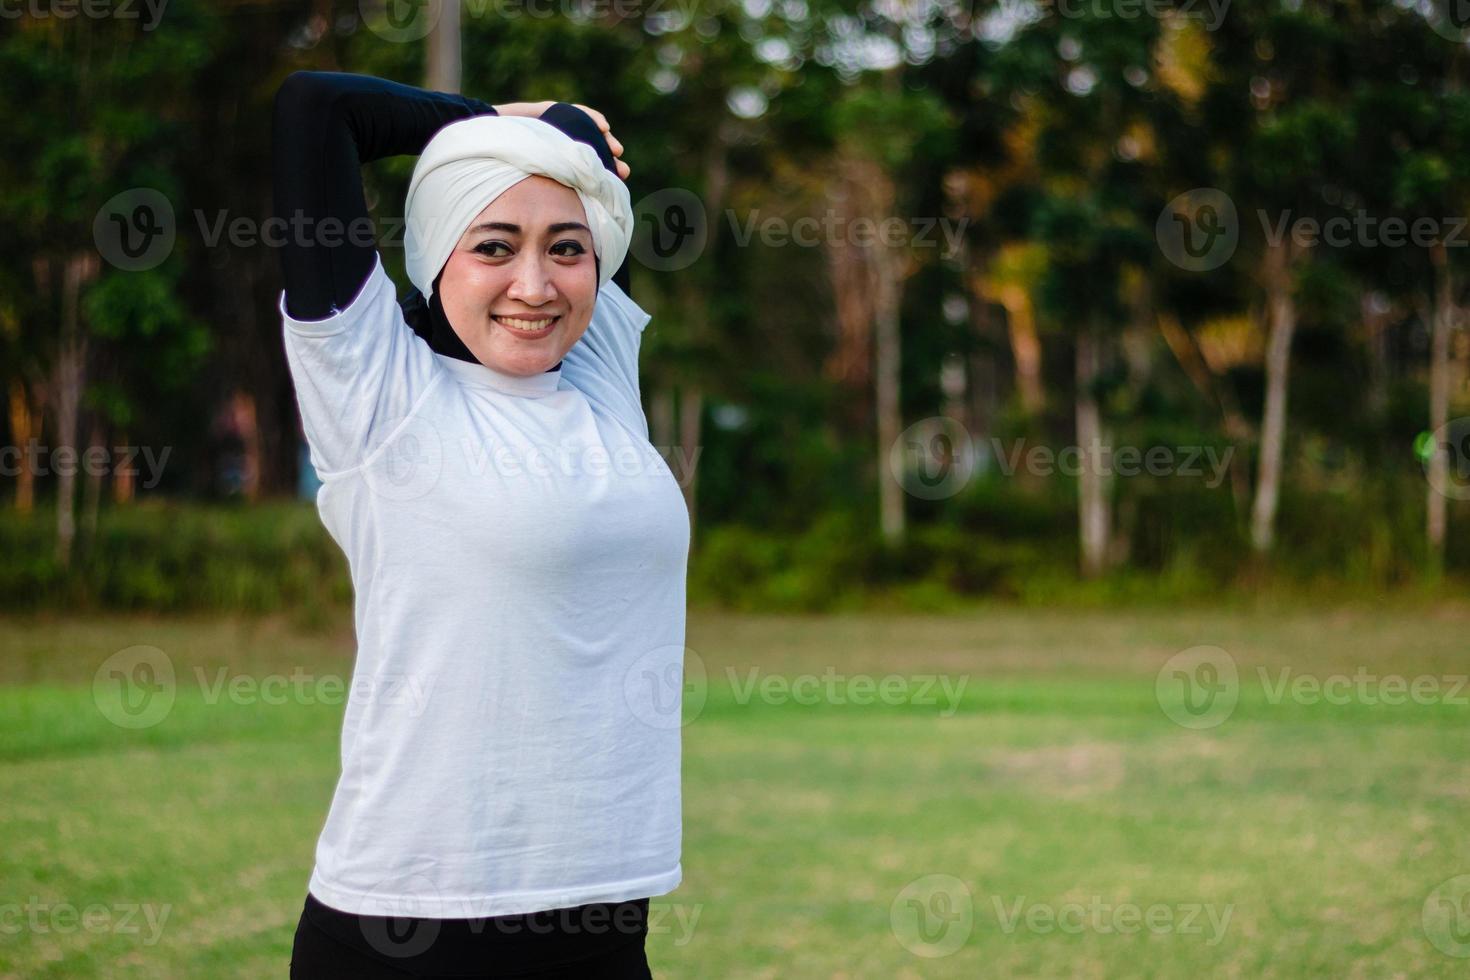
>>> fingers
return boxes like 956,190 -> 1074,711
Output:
616,159 -> 631,180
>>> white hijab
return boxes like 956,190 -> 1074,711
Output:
403,114 -> 633,296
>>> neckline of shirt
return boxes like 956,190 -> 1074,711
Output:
435,352 -> 563,397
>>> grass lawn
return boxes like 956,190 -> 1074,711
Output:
2,602 -> 1468,978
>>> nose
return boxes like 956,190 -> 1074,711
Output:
505,252 -> 558,307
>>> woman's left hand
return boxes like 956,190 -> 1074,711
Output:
492,101 -> 630,180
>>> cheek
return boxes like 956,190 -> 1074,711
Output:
556,265 -> 599,310
441,258 -> 501,312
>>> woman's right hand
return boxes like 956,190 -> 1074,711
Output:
493,101 -> 630,179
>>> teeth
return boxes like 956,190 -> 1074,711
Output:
494,315 -> 558,332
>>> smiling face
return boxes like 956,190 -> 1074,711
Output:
436,175 -> 599,376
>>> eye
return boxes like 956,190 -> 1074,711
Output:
472,240 -> 511,257
552,240 -> 588,257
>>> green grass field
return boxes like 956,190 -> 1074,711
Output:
2,603 -> 1469,978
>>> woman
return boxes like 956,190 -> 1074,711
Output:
272,70 -> 691,979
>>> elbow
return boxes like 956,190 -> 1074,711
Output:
272,71 -> 343,135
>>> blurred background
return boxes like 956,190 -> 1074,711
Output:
3,0 -> 1470,976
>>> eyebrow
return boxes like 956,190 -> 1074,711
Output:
468,221 -> 592,236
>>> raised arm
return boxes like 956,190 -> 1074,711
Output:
271,72 -> 632,319
271,70 -> 498,320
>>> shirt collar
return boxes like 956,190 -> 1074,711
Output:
435,353 -> 563,397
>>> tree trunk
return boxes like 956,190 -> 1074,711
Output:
994,284 -> 1045,417
875,273 -> 904,544
823,168 -> 876,392
8,380 -> 37,513
1075,324 -> 1110,578
940,352 -> 968,431
53,255 -> 91,567
114,429 -> 135,504
1156,311 -> 1253,519
1361,290 -> 1391,423
425,0 -> 462,93
82,418 -> 104,542
1426,243 -> 1454,563
1250,239 -> 1297,555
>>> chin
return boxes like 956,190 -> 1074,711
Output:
484,345 -> 559,377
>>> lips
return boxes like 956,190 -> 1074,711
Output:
491,314 -> 561,337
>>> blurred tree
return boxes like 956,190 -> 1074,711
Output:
988,0 -> 1161,576
0,3 -> 216,560
1201,1 -> 1353,557
830,73 -> 953,543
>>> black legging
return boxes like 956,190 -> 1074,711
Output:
289,893 -> 654,979
272,71 -> 651,978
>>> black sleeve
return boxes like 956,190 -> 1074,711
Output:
271,71 -> 498,320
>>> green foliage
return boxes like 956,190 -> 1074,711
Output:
0,477 -> 1460,613
2,0 -> 1467,614
831,84 -> 955,172
0,502 -> 350,615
